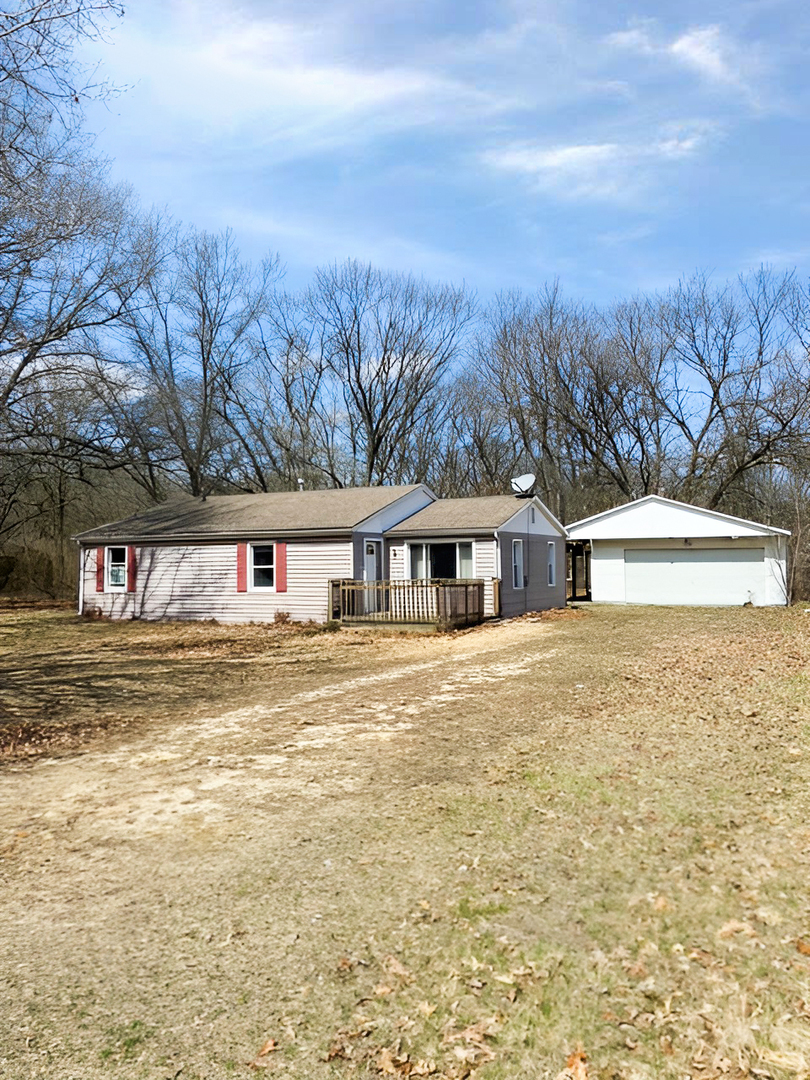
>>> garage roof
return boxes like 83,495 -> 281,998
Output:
566,495 -> 790,541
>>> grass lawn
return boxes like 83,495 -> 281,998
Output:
0,604 -> 809,1079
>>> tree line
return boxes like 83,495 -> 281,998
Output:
3,2 -> 810,597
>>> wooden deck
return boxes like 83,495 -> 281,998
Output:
330,579 -> 486,629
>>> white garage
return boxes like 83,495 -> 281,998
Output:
566,496 -> 789,607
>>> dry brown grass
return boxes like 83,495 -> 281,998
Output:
0,605 -> 809,1079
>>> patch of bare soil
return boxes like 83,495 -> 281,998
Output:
0,606 -> 809,1080
0,611 -> 473,760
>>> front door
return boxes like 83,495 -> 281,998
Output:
364,541 -> 381,582
364,541 -> 382,613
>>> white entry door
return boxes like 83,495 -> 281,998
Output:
364,541 -> 382,613
624,547 -> 765,606
364,541 -> 381,581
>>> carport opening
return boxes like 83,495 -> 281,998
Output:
566,541 -> 591,602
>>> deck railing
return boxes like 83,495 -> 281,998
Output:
330,579 -> 486,628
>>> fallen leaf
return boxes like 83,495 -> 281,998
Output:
379,1047 -> 397,1075
443,1016 -> 501,1047
378,1047 -> 412,1075
410,1061 -> 436,1076
624,960 -> 647,978
797,939 -> 810,957
383,955 -> 412,980
256,1039 -> 279,1057
554,1047 -> 589,1080
718,919 -> 757,939
418,1001 -> 437,1017
374,984 -> 394,997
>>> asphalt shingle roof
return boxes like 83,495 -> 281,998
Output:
74,486 -> 424,543
386,495 -> 526,536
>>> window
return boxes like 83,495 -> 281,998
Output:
547,541 -> 556,587
251,544 -> 275,589
458,542 -> 473,578
512,539 -> 525,589
107,547 -> 126,589
530,507 -> 535,524
409,542 -> 474,579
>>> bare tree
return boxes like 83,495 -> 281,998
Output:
297,260 -> 476,487
651,269 -> 809,509
115,228 -> 279,496
1,0 -> 123,108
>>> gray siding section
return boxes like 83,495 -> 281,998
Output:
81,540 -> 353,623
498,511 -> 567,617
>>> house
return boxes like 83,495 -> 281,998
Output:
75,485 -> 434,623
74,486 -> 568,624
385,495 -> 567,617
565,495 -> 789,607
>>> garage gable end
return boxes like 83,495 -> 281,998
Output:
567,495 -> 788,541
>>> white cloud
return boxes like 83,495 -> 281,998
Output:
606,19 -> 764,105
669,26 -> 744,87
95,0 -> 515,161
482,122 -> 718,202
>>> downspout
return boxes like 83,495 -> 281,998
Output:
494,529 -> 500,617
77,545 -> 84,616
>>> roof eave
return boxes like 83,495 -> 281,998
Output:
566,494 -> 791,537
385,526 -> 499,538
76,527 -> 356,545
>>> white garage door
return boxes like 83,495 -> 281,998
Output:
624,548 -> 765,606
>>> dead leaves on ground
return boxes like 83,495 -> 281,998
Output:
246,1037 -> 280,1070
555,1048 -> 589,1080
324,948 -> 549,1077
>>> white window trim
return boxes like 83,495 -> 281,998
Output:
106,545 -> 127,590
406,540 -> 476,580
248,542 -> 276,592
512,538 -> 525,590
547,541 -> 556,587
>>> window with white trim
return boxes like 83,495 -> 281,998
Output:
409,541 -> 474,579
512,539 -> 525,589
547,541 -> 556,587
250,544 -> 275,589
107,546 -> 126,589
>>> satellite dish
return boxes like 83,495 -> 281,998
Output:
510,472 -> 536,497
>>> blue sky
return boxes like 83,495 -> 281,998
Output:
83,0 -> 810,302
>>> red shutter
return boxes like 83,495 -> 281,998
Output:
237,543 -> 248,592
275,542 -> 287,593
126,546 -> 137,592
96,547 -> 105,592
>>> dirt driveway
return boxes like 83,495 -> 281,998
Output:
1,606 -> 809,1080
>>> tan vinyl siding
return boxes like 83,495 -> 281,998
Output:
473,539 -> 498,616
388,542 -> 406,581
81,540 -> 353,623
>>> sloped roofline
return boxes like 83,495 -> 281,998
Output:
74,484 -> 437,545
566,494 -> 790,537
385,494 -> 565,537
499,496 -> 567,537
